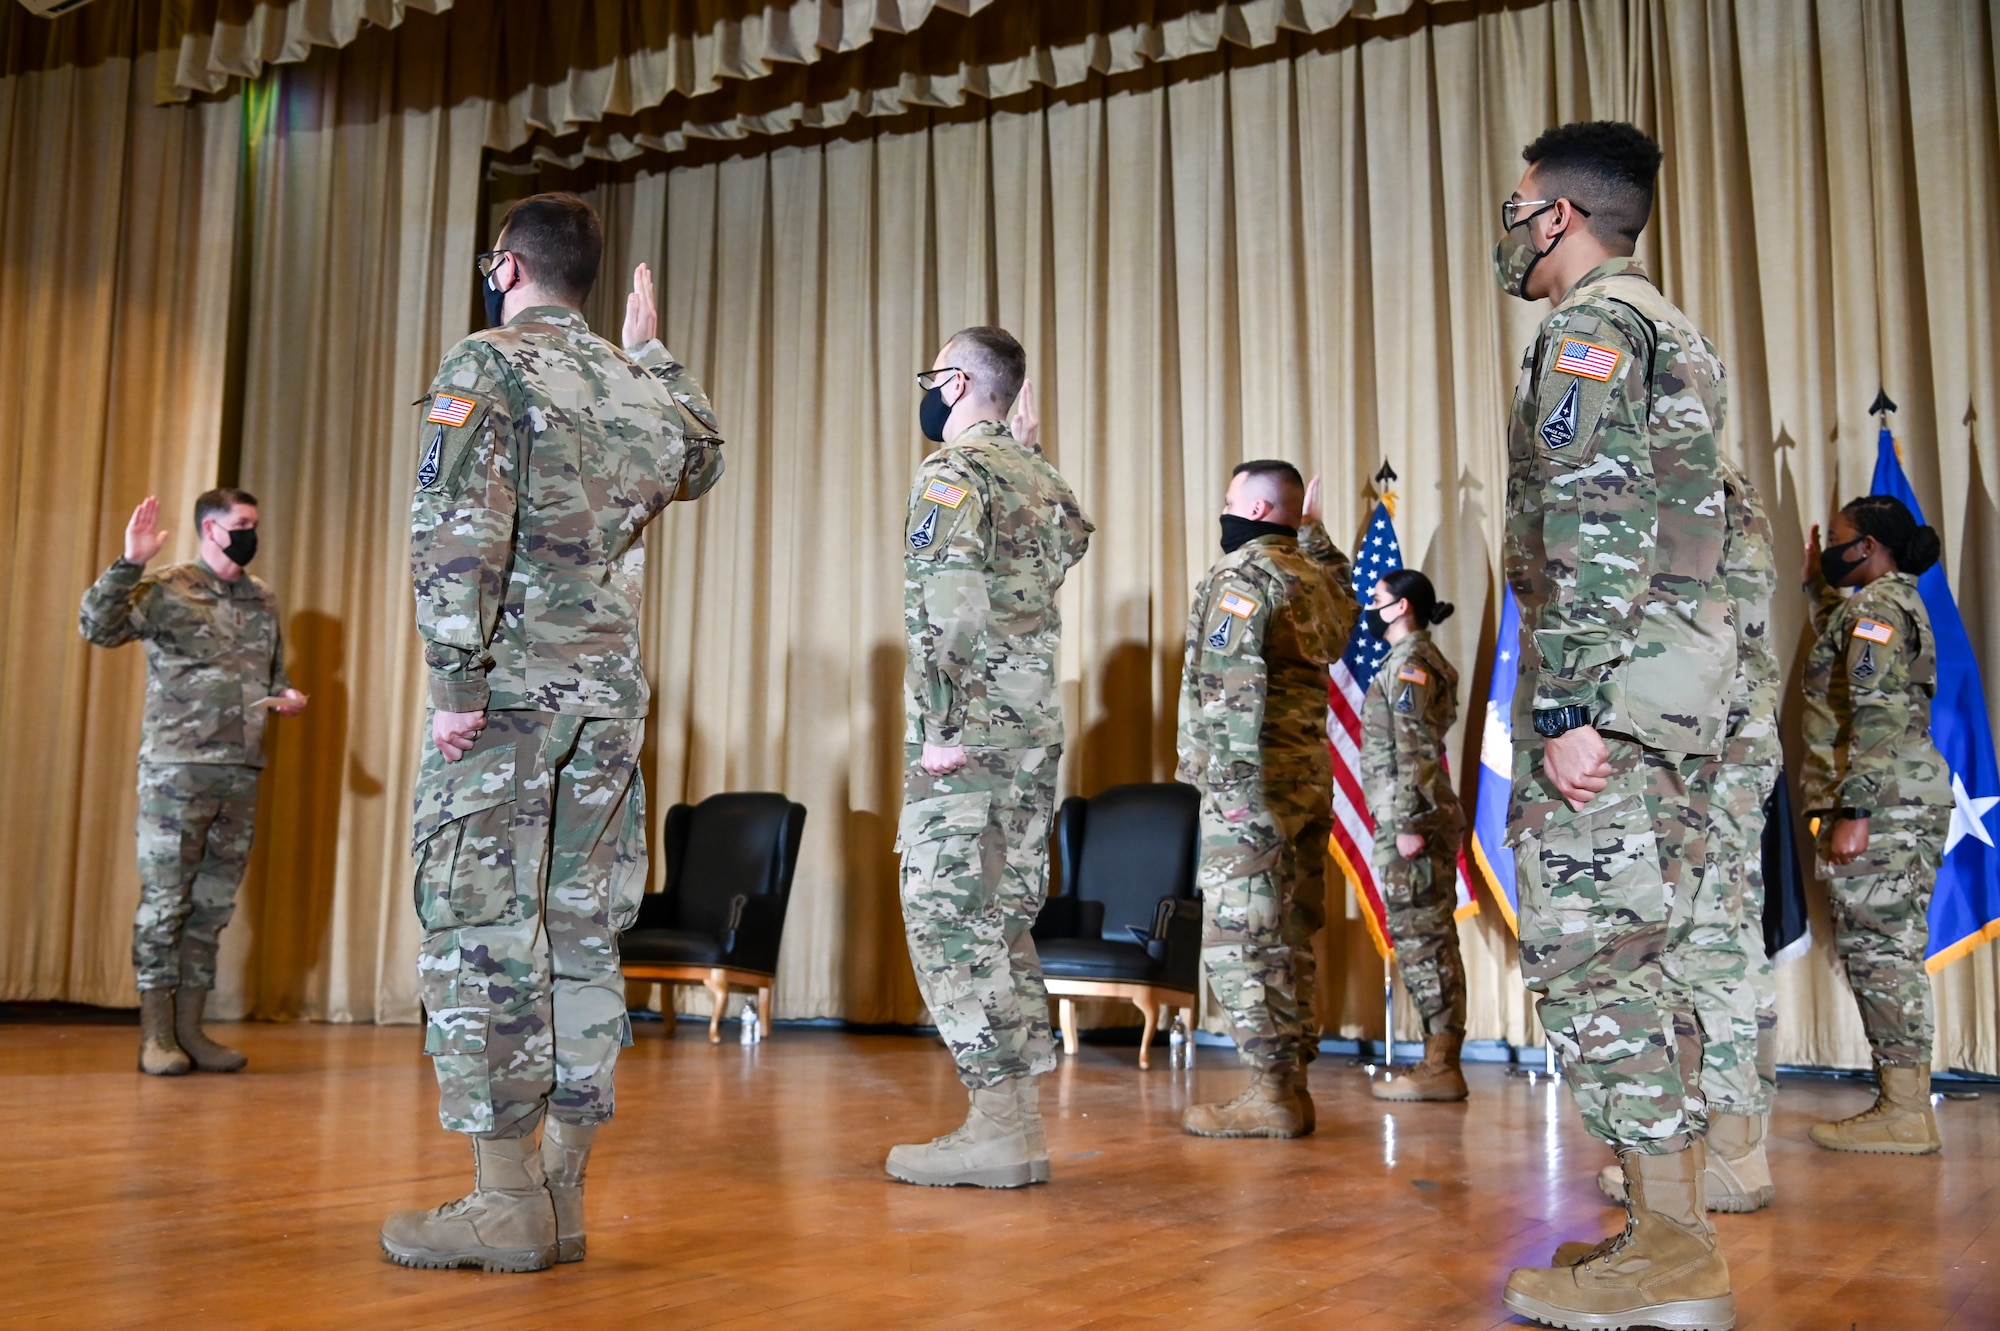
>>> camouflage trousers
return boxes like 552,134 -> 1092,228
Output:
1372,819 -> 1468,1037
1818,802 -> 1950,1067
1514,738 -> 1715,1153
1675,762 -> 1777,1115
898,745 -> 1060,1090
1197,773 -> 1331,1072
411,710 -> 646,1138
132,762 -> 260,991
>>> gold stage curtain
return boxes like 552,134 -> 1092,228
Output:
0,1 -> 241,1010
4,0 -> 2000,1073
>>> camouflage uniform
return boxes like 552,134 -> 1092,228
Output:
409,306 -> 723,1137
1360,629 -> 1467,1038
80,558 -> 290,991
1503,257 -> 1734,1154
1176,522 -> 1357,1071
1801,569 -> 1953,1067
900,419 -> 1091,1090
1677,462 -> 1781,1115
900,421 -> 1091,1088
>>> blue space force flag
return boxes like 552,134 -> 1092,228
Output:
1869,428 -> 2000,970
1471,582 -> 1520,931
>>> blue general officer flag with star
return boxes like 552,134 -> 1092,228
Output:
1869,428 -> 2000,970
1471,582 -> 1520,932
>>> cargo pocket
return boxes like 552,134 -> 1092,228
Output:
896,790 -> 995,916
421,1004 -> 494,1132
607,775 -> 650,934
411,738 -> 522,931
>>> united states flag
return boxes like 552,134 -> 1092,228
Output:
1325,500 -> 1478,960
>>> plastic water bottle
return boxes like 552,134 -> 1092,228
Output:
1169,1015 -> 1189,1068
739,998 -> 761,1045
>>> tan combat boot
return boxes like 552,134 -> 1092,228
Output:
1014,1075 -> 1051,1183
380,1135 -> 559,1272
886,1084 -> 1040,1188
1592,1112 -> 1775,1214
173,987 -> 247,1072
1510,1145 -> 1734,1331
137,989 -> 191,1077
1809,1062 -> 1942,1154
1371,1031 -> 1468,1102
540,1119 -> 597,1263
1182,1062 -> 1308,1138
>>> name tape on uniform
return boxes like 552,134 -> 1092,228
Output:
1852,618 -> 1896,645
426,393 -> 479,427
1554,338 -> 1622,382
1219,591 -> 1258,618
923,479 -> 969,509
1397,665 -> 1429,684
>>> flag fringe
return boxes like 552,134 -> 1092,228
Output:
1328,831 -> 1394,961
1470,831 -> 1518,934
1925,916 -> 2000,974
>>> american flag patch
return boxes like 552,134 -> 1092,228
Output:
1398,665 -> 1429,684
426,393 -> 479,427
1853,618 -> 1896,644
923,479 -> 969,509
1219,591 -> 1258,618
1554,339 -> 1622,381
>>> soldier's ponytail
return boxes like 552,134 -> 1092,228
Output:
1842,494 -> 1942,576
1380,568 -> 1454,628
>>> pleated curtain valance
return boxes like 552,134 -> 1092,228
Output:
156,0 -> 1443,159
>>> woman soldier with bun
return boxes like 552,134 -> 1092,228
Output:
1359,569 -> 1470,1101
1802,494 -> 1955,1153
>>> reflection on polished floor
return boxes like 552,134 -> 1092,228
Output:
7,1020 -> 1997,1328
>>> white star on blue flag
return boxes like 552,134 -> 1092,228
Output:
1340,500 -> 1403,690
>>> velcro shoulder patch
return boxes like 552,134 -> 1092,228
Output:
923,478 -> 969,509
1553,338 -> 1623,382
1397,665 -> 1429,685
1852,618 -> 1896,645
426,393 -> 480,427
1219,590 -> 1259,618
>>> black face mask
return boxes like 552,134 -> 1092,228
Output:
483,268 -> 510,329
1364,604 -> 1403,640
1820,536 -> 1867,587
919,384 -> 954,443
1219,515 -> 1295,554
216,525 -> 258,568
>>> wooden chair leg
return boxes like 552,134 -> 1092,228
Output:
1156,1002 -> 1171,1030
705,969 -> 728,1044
757,986 -> 772,1040
660,983 -> 678,1038
1058,998 -> 1080,1056
1132,996 -> 1157,1070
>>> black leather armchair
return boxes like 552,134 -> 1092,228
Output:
1033,782 -> 1202,1068
620,792 -> 806,1043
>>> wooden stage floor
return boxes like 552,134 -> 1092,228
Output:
7,1019 -> 1997,1329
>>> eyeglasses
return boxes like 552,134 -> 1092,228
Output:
1500,198 -> 1591,230
916,367 -> 965,393
474,249 -> 513,278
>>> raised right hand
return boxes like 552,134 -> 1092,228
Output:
1302,474 -> 1323,526
1803,523 -> 1822,586
124,496 -> 169,566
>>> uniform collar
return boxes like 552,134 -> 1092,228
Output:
507,304 -> 589,330
1560,256 -> 1653,309
947,419 -> 1017,447
194,557 -> 255,596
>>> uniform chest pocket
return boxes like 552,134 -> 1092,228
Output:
411,737 -> 522,931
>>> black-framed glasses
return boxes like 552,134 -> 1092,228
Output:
1500,198 -> 1591,230
475,249 -> 513,278
917,367 -> 965,393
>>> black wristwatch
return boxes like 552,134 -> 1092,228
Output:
1532,704 -> 1594,739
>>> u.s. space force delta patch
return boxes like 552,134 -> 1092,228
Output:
908,506 -> 939,550
417,426 -> 443,487
1541,380 -> 1580,450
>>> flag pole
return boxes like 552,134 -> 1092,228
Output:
1382,952 -> 1395,1068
